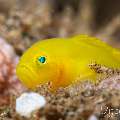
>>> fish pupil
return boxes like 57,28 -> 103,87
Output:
38,56 -> 46,63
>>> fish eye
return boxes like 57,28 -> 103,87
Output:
38,56 -> 46,63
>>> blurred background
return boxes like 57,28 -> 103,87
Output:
0,0 -> 120,55
0,0 -> 120,105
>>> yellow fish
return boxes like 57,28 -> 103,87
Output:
16,35 -> 120,90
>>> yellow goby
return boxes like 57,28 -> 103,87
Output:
16,35 -> 120,90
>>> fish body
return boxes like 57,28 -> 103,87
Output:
16,35 -> 120,90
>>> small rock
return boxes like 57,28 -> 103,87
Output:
88,115 -> 98,120
16,92 -> 46,118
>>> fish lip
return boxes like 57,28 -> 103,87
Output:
17,64 -> 38,79
16,64 -> 40,89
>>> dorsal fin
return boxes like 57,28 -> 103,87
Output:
71,34 -> 112,50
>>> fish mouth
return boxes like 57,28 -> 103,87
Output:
16,64 -> 39,89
